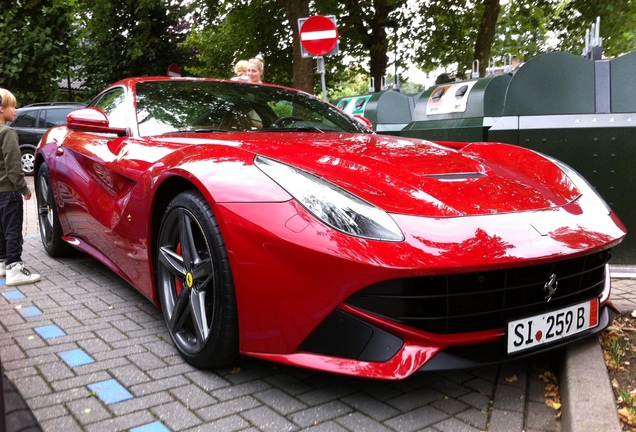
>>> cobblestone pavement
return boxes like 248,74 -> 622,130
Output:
0,176 -> 630,431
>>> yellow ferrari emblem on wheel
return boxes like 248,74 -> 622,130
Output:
186,272 -> 193,288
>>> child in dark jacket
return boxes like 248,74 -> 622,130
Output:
0,88 -> 40,286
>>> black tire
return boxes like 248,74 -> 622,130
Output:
156,190 -> 239,368
36,164 -> 73,257
20,147 -> 35,176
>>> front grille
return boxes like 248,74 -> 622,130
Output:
345,249 -> 611,334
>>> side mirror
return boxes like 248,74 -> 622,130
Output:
67,107 -> 127,136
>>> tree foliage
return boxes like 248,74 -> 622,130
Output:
0,0 -> 75,104
411,0 -> 636,79
549,0 -> 636,58
410,0 -> 520,78
491,0 -> 552,66
183,0 -> 294,85
75,0 -> 193,95
319,0 -> 408,92
409,0 -> 481,78
183,0 -> 407,93
2,0 -> 636,105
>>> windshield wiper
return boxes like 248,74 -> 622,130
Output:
253,126 -> 326,133
162,128 -> 229,134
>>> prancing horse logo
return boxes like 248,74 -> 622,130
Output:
544,273 -> 558,302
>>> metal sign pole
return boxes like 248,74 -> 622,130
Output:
298,15 -> 339,100
317,56 -> 327,100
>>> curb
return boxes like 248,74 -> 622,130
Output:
560,335 -> 622,432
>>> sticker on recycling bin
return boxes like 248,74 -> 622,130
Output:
426,81 -> 478,115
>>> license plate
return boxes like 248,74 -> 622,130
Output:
507,299 -> 598,354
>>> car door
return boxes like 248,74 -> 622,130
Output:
52,88 -> 131,243
51,87 -> 161,285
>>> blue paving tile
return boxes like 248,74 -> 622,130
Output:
18,305 -> 42,318
130,421 -> 171,432
58,348 -> 94,367
88,379 -> 133,405
34,325 -> 66,339
2,290 -> 25,300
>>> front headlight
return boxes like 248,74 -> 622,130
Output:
255,155 -> 404,241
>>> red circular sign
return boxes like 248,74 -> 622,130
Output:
167,63 -> 182,77
300,15 -> 338,56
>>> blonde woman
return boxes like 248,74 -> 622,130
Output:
247,56 -> 265,83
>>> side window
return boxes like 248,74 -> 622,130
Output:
43,108 -> 72,128
92,87 -> 127,129
38,110 -> 46,128
12,110 -> 38,128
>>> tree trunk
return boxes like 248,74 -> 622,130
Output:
369,23 -> 390,92
339,0 -> 405,92
474,0 -> 501,78
279,0 -> 314,92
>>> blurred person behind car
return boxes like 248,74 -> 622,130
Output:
231,60 -> 249,81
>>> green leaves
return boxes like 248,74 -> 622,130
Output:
76,0 -> 192,95
550,0 -> 636,58
3,0 -> 636,105
0,0 -> 73,104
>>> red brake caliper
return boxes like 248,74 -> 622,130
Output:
175,243 -> 183,296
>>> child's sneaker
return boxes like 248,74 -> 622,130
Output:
0,261 -> 5,277
6,263 -> 40,286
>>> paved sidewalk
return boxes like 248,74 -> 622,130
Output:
0,176 -> 631,431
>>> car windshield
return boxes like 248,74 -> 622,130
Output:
134,80 -> 370,136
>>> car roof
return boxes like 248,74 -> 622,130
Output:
21,102 -> 86,108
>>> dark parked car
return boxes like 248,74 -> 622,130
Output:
8,102 -> 86,175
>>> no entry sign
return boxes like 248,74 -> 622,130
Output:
298,15 -> 339,58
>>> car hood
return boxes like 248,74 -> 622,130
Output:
240,133 -> 580,217
158,132 -> 581,218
